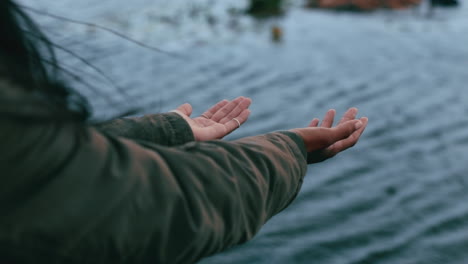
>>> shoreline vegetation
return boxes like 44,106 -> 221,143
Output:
305,0 -> 422,11
246,0 -> 459,17
246,0 -> 284,17
245,0 -> 459,43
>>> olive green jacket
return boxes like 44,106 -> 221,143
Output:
0,82 -> 308,264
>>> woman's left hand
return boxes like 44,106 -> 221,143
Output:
172,97 -> 252,141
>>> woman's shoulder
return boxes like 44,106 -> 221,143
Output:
0,78 -> 27,98
0,78 -> 60,119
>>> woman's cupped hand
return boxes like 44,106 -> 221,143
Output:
172,96 -> 252,141
291,108 -> 368,164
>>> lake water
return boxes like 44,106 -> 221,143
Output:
20,0 -> 468,263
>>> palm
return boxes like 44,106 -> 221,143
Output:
172,97 -> 252,141
307,108 -> 367,163
188,117 -> 230,141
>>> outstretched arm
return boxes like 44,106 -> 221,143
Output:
0,107 -> 366,264
93,97 -> 252,145
0,120 -> 306,264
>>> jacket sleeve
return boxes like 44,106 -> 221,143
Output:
93,112 -> 195,146
0,120 -> 307,264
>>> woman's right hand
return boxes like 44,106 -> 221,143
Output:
290,108 -> 368,164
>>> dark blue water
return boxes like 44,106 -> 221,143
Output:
21,0 -> 468,263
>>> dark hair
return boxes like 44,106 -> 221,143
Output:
0,0 -> 90,121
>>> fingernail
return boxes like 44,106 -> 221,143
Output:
355,121 -> 363,129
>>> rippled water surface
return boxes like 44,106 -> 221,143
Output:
20,0 -> 468,263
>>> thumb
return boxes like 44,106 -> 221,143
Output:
175,103 -> 193,117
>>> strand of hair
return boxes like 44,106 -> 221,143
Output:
19,4 -> 185,59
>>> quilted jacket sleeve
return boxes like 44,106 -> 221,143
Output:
93,112 -> 195,146
0,118 -> 307,264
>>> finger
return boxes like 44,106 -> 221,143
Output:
338,107 -> 358,125
211,96 -> 245,122
176,103 -> 193,117
325,117 -> 368,156
224,109 -> 251,135
329,119 -> 363,145
308,118 -> 320,127
219,97 -> 252,124
201,99 -> 229,119
320,109 -> 336,128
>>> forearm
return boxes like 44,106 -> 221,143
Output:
93,112 -> 194,146
123,131 -> 308,263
